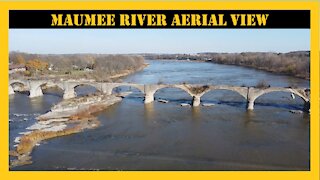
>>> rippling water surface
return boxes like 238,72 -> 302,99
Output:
10,60 -> 310,170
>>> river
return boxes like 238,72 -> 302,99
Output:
9,60 -> 310,170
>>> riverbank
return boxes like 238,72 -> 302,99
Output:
11,63 -> 149,83
9,94 -> 122,168
144,51 -> 310,80
151,58 -> 309,80
207,60 -> 309,80
207,51 -> 309,80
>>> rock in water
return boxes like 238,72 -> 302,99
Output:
18,131 -> 32,135
26,123 -> 51,130
14,137 -> 20,143
158,99 -> 169,103
289,110 -> 303,114
181,103 -> 191,107
202,103 -> 215,107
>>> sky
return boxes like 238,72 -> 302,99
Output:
9,29 -> 309,54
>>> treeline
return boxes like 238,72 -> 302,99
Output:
9,52 -> 145,81
144,51 -> 310,79
202,52 -> 310,79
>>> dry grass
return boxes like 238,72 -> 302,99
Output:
69,104 -> 107,120
10,118 -> 100,168
207,52 -> 310,79
255,80 -> 270,89
10,103 -> 108,168
187,85 -> 210,94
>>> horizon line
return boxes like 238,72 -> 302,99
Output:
9,50 -> 310,55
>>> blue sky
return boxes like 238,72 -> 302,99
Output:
9,29 -> 309,54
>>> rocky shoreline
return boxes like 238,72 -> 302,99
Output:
9,93 -> 122,168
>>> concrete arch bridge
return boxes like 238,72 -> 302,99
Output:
9,79 -> 310,111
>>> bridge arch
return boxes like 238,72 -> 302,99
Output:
10,80 -> 28,87
153,85 -> 194,97
201,87 -> 248,100
200,89 -> 248,106
72,83 -> 101,91
147,85 -> 194,105
248,88 -> 309,111
33,82 -> 65,97
253,89 -> 309,103
153,86 -> 194,99
10,81 -> 28,90
111,85 -> 145,100
73,83 -> 101,97
111,84 -> 145,95
33,82 -> 64,91
9,80 -> 29,95
143,84 -> 195,104
28,81 -> 64,98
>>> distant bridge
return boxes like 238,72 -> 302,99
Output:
9,79 -> 310,111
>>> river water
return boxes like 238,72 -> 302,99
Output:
10,60 -> 310,170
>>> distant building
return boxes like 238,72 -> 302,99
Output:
84,68 -> 93,72
48,64 -> 54,71
9,64 -> 26,74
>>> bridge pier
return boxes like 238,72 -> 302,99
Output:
144,84 -> 159,104
29,86 -> 43,98
9,85 -> 14,95
63,88 -> 76,99
192,95 -> 201,107
144,92 -> 154,104
246,87 -> 256,110
247,99 -> 255,110
304,101 -> 310,113
101,84 -> 113,95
